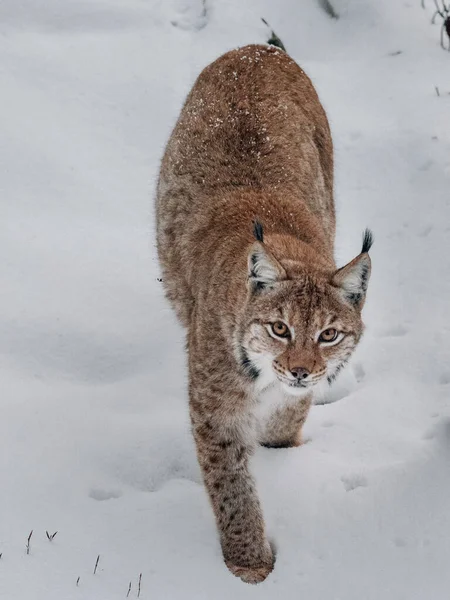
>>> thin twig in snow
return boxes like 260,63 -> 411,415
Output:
26,531 -> 33,555
261,18 -> 286,52
318,0 -> 339,19
93,554 -> 100,575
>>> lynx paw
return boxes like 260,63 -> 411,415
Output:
261,439 -> 300,449
261,432 -> 304,448
225,560 -> 274,584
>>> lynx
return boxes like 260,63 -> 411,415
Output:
156,44 -> 372,584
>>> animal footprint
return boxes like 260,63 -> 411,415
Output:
422,428 -> 436,441
422,419 -> 450,443
377,325 -> 408,338
89,488 -> 122,501
418,225 -> 433,237
341,474 -> 368,492
439,373 -> 450,385
315,367 -> 358,405
170,0 -> 207,30
352,362 -> 365,383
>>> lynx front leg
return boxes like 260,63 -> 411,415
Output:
190,393 -> 274,584
260,393 -> 312,449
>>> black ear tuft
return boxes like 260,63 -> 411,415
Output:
361,228 -> 374,254
253,220 -> 264,243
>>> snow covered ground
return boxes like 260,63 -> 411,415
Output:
1,0 -> 450,598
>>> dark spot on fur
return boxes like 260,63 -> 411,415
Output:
248,252 -> 273,293
359,263 -> 370,291
219,440 -> 232,449
346,292 -> 362,305
197,424 -> 213,441
213,481 -> 222,490
236,446 -> 246,462
248,276 -> 267,293
190,400 -> 204,414
254,280 -> 267,292
239,346 -> 260,380
327,356 -> 350,385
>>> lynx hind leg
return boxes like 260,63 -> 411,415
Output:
260,394 -> 312,449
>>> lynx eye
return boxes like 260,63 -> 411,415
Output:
271,321 -> 290,338
319,328 -> 338,343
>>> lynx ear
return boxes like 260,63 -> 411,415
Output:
332,229 -> 373,308
248,242 -> 286,292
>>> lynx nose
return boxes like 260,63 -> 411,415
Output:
290,367 -> 310,381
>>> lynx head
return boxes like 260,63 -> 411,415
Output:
238,222 -> 373,396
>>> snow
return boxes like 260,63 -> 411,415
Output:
1,0 -> 450,597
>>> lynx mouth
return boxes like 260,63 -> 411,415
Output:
275,372 -> 309,386
286,380 -> 308,388
276,375 -> 314,392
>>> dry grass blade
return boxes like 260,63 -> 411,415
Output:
93,554 -> 100,575
26,531 -> 33,555
261,18 -> 286,52
318,0 -> 339,19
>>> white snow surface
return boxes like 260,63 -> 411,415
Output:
1,0 -> 450,598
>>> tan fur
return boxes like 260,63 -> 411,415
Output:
156,44 -> 372,584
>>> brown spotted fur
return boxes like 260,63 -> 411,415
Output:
156,44 -> 372,584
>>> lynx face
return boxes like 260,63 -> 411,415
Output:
238,232 -> 372,396
239,278 -> 363,395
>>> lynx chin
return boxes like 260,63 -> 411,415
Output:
156,44 -> 372,584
